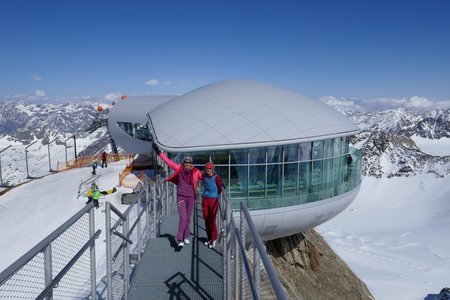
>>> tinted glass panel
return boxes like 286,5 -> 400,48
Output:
324,139 -> 333,158
299,143 -> 312,161
230,149 -> 248,164
267,164 -> 281,196
283,162 -> 297,195
283,144 -> 298,162
249,165 -> 265,198
210,151 -> 229,165
249,147 -> 266,164
312,141 -> 323,160
267,146 -> 282,163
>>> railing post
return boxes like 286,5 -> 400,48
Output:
221,194 -> 227,300
240,207 -> 245,300
253,244 -> 261,298
234,226 -> 239,300
89,206 -> 97,300
137,193 -> 142,262
123,218 -> 130,299
225,199 -> 232,300
152,183 -> 157,239
105,202 -> 113,300
43,244 -> 53,300
25,141 -> 38,179
146,182 -> 151,241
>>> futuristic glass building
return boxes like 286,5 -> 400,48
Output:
108,80 -> 362,240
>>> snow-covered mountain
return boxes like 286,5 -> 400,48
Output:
326,103 -> 450,178
1,99 -> 450,186
0,100 -> 114,186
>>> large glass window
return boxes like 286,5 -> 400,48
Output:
117,122 -> 151,141
165,136 -> 361,211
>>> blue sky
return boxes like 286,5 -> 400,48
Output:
1,0 -> 450,102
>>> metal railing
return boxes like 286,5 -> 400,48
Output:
104,175 -> 173,300
0,202 -> 99,300
219,192 -> 288,300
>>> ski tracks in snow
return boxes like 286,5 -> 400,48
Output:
322,231 -> 448,275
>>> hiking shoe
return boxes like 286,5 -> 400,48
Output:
177,241 -> 184,248
184,238 -> 190,245
209,241 -> 216,249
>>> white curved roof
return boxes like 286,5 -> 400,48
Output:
108,95 -> 175,153
149,80 -> 359,152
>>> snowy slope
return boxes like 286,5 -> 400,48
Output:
0,161 -> 132,273
318,175 -> 450,299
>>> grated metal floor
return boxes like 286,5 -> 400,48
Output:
128,201 -> 223,300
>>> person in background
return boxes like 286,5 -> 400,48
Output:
92,161 -> 98,175
202,162 -> 222,249
347,154 -> 353,181
86,182 -> 116,208
152,142 -> 202,248
101,151 -> 108,168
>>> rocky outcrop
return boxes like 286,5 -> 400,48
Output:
266,229 -> 374,300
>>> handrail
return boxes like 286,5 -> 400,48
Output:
219,191 -> 288,300
0,202 -> 95,285
240,201 -> 288,300
35,230 -> 102,300
231,226 -> 258,299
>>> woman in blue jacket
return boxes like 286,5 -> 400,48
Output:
202,162 -> 222,249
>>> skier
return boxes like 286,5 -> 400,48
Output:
101,151 -> 108,168
92,161 -> 98,175
86,182 -> 117,208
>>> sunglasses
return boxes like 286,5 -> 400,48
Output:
184,161 -> 192,164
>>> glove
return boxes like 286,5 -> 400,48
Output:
112,187 -> 117,192
152,143 -> 161,155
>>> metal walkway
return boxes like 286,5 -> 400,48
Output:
128,201 -> 224,299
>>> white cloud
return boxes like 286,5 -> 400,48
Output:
320,96 -> 366,112
103,92 -> 122,101
30,74 -> 42,81
162,81 -> 172,86
144,79 -> 159,86
322,95 -> 450,112
34,90 -> 46,98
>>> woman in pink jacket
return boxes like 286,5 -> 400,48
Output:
153,143 -> 202,248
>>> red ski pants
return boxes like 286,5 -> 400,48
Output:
202,198 -> 219,243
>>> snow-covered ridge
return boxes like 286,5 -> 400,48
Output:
325,103 -> 450,178
0,100 -> 114,186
